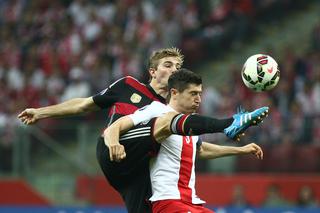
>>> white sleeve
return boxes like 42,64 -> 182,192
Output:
129,101 -> 167,125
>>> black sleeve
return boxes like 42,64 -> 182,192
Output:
170,113 -> 233,135
92,77 -> 126,109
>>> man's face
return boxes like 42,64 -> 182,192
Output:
174,84 -> 202,114
149,56 -> 182,88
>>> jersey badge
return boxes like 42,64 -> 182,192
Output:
130,93 -> 142,103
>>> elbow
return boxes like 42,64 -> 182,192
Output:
78,100 -> 90,113
198,150 -> 218,160
197,150 -> 207,159
78,97 -> 96,114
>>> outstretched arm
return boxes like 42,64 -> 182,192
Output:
197,142 -> 263,160
18,97 -> 100,125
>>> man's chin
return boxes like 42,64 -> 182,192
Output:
189,108 -> 198,114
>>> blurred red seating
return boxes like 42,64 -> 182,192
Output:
236,147 -> 266,172
264,144 -> 294,172
291,145 -> 320,172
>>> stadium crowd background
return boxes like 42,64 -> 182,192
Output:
0,0 -> 319,208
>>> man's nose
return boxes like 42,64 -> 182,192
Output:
195,95 -> 201,103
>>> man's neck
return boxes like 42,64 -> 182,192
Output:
149,81 -> 168,98
168,100 -> 195,114
168,101 -> 185,114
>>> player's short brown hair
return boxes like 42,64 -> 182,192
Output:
167,68 -> 202,102
148,47 -> 184,70
168,68 -> 202,92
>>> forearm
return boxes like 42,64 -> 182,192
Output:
103,116 -> 134,147
198,142 -> 245,159
35,97 -> 98,119
104,124 -> 121,148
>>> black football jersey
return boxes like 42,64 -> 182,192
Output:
92,76 -> 166,127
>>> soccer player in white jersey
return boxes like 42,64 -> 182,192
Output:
105,69 -> 265,213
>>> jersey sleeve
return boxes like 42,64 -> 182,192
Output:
129,101 -> 166,125
92,77 -> 126,109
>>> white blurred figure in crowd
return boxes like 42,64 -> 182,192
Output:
61,67 -> 90,102
68,0 -> 90,27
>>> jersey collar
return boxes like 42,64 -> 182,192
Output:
147,84 -> 166,104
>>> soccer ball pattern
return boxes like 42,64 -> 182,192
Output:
241,54 -> 280,92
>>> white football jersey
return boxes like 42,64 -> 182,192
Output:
129,101 -> 205,204
129,101 -> 171,125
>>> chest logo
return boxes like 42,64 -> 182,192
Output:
130,93 -> 142,103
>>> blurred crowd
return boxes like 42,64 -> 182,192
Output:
201,45 -> 320,146
0,0 -> 319,172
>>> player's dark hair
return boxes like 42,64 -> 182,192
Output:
167,68 -> 202,101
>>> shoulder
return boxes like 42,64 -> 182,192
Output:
123,76 -> 147,88
124,75 -> 141,83
150,101 -> 166,108
136,101 -> 165,113
150,102 -> 174,114
112,76 -> 148,90
109,76 -> 137,87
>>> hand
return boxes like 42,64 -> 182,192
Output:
109,143 -> 126,162
241,143 -> 263,160
18,108 -> 39,125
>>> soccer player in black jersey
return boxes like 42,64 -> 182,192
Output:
18,47 -> 184,213
18,48 -> 259,213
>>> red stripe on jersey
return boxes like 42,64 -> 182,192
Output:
108,102 -> 139,116
178,136 -> 193,203
125,77 -> 160,101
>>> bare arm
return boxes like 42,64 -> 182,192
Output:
198,142 -> 263,160
103,116 -> 134,161
152,111 -> 179,142
103,111 -> 179,161
18,97 -> 99,125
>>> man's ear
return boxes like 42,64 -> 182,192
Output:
149,68 -> 156,79
170,88 -> 178,97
